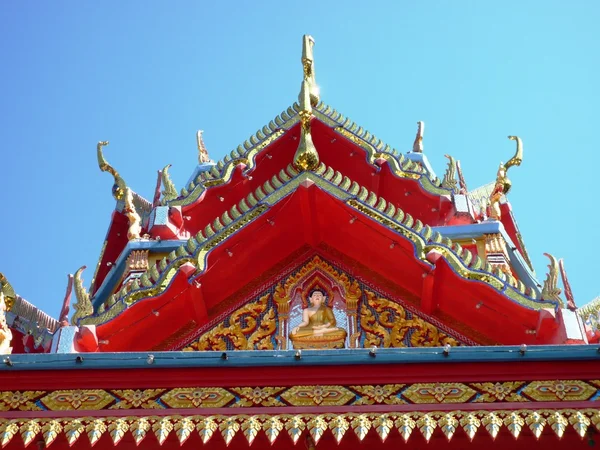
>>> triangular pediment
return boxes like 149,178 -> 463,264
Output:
180,256 -> 471,351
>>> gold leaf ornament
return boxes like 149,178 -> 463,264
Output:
439,413 -> 458,441
151,416 -> 174,446
372,414 -> 393,442
327,414 -> 349,444
350,414 -> 371,441
107,418 -> 128,445
196,416 -> 218,444
219,416 -> 240,446
20,420 -> 41,447
261,415 -> 283,445
85,418 -> 107,447
284,415 -> 306,445
174,417 -> 194,445
395,414 -> 416,443
41,420 -> 62,447
241,416 -> 261,445
63,419 -> 85,446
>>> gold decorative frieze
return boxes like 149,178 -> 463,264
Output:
1,379 -> 599,412
0,409 -> 597,446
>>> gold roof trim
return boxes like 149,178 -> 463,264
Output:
82,163 -> 554,327
0,409 -> 596,446
166,97 -> 459,209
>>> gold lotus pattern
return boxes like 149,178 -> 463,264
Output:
0,410 -> 597,447
0,379 -> 598,412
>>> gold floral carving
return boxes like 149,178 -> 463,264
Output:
350,385 -> 406,405
402,383 -> 477,404
361,290 -> 460,348
1,379 -> 600,412
471,382 -> 527,403
280,385 -> 355,406
184,293 -> 276,351
160,388 -> 234,409
109,389 -> 165,409
522,380 -> 597,402
0,391 -> 44,411
39,389 -> 114,411
0,410 -> 596,446
230,387 -> 286,407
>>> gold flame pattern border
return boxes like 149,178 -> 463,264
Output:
1,409 -> 599,447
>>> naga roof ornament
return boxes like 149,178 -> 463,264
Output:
72,266 -> 93,324
441,154 -> 459,194
123,187 -> 142,241
412,121 -> 424,153
541,253 -> 564,307
559,259 -> 577,311
293,35 -> 320,171
489,135 -> 523,220
160,164 -> 178,203
0,272 -> 15,311
96,141 -> 127,201
197,130 -> 211,164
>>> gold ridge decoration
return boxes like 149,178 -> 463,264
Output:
412,121 -> 424,153
72,266 -> 93,324
293,35 -> 320,171
360,290 -> 461,348
160,164 -> 178,204
97,141 -> 127,201
123,187 -> 142,241
168,123 -> 286,207
85,161 -> 554,328
0,273 -> 15,311
441,154 -> 459,194
489,135 -> 523,220
183,293 -> 276,351
0,292 -> 13,355
0,410 -> 597,446
541,253 -> 564,307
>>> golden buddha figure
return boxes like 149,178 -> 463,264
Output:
289,289 -> 347,349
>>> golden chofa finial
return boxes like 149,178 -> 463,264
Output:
97,141 -> 127,201
293,35 -> 320,171
412,121 -> 424,153
301,35 -> 319,107
197,130 -> 211,164
489,135 -> 523,220
0,273 -> 15,311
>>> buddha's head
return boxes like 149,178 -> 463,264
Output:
308,289 -> 326,307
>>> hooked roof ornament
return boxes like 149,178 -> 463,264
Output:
559,259 -> 577,311
489,135 -> 523,220
541,253 -> 564,307
124,187 -> 142,241
412,121 -> 424,153
197,130 -> 211,164
0,291 -> 13,354
441,154 -> 459,194
97,141 -> 127,201
293,35 -> 320,172
0,273 -> 15,311
161,164 -> 178,204
72,266 -> 93,324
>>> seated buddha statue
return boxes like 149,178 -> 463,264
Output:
289,289 -> 347,349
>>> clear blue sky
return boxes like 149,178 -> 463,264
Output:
1,2 -> 598,318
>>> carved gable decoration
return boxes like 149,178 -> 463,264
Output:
182,256 -> 468,351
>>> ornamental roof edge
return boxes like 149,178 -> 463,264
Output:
79,163 -> 557,328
